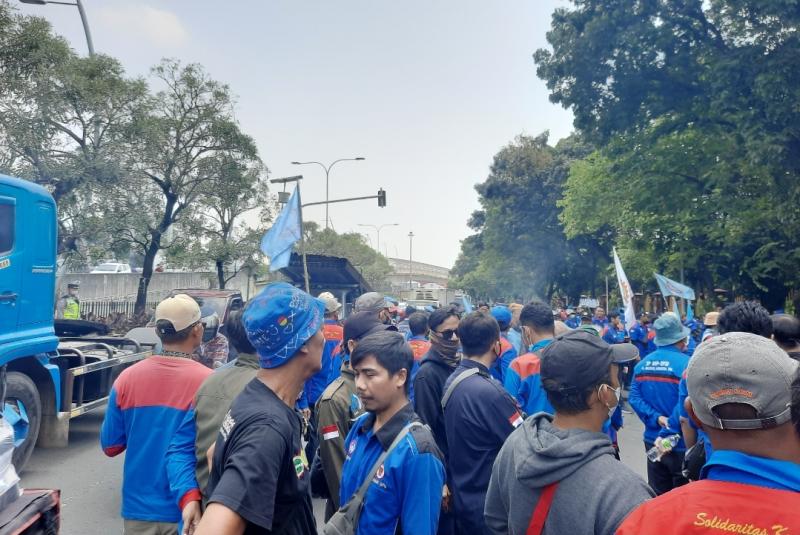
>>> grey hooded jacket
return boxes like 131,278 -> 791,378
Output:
485,413 -> 654,535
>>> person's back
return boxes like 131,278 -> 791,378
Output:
617,332 -> 800,534
486,331 -> 653,535
503,301 -> 555,413
101,294 -> 212,531
103,356 -> 212,522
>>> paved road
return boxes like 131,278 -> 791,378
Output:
20,406 -> 649,534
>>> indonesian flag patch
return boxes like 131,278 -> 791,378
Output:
322,424 -> 340,441
508,412 -> 523,428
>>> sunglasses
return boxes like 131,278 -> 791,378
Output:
437,329 -> 458,340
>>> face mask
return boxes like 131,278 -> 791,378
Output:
430,331 -> 460,358
600,384 -> 622,419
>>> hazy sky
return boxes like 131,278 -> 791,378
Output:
19,0 -> 574,269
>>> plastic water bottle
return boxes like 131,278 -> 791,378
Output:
646,434 -> 681,462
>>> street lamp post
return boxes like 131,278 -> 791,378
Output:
291,157 -> 365,229
358,223 -> 399,253
408,232 -> 414,291
20,0 -> 95,56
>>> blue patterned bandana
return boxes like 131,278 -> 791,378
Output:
244,282 -> 325,369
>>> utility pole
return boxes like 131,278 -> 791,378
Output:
408,232 -> 414,291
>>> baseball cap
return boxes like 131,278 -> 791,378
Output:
541,330 -> 615,394
490,306 -> 512,325
343,311 -> 397,346
318,291 -> 342,313
653,312 -> 691,346
609,342 -> 639,363
703,311 -> 719,327
155,294 -> 201,335
687,332 -> 799,430
243,282 -> 325,369
355,292 -> 389,314
67,280 -> 80,289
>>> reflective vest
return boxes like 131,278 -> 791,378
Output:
62,296 -> 80,320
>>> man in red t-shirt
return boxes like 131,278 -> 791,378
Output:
617,332 -> 800,535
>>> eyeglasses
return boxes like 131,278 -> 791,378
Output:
437,329 -> 458,340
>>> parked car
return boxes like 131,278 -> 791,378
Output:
90,262 -> 132,274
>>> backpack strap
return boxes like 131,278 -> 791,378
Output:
526,483 -> 558,535
351,422 -> 422,504
441,368 -> 480,410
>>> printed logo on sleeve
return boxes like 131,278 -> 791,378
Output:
321,424 -> 340,441
509,412 -> 523,428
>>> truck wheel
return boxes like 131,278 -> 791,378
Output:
4,372 -> 42,471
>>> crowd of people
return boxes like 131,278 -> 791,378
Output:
99,284 -> 800,535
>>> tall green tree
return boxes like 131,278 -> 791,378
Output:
451,133 -> 601,301
100,60 -> 259,314
537,0 -> 800,309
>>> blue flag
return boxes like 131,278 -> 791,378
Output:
654,273 -> 696,301
261,187 -> 301,272
462,295 -> 474,314
686,301 -> 694,322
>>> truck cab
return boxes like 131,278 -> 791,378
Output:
0,174 -> 150,470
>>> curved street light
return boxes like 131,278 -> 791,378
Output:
291,157 -> 365,229
358,223 -> 399,253
20,0 -> 95,56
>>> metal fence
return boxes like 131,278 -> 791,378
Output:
79,299 -> 160,321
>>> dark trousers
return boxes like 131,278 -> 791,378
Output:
644,442 -> 689,495
619,359 -> 636,390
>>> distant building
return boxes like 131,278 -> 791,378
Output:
386,258 -> 450,292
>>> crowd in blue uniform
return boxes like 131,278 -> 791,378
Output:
100,282 -> 800,535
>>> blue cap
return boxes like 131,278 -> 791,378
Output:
653,312 -> 691,347
490,305 -> 512,325
243,282 -> 325,369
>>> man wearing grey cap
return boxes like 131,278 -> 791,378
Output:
486,330 -> 653,535
617,332 -> 800,534
355,292 -> 392,324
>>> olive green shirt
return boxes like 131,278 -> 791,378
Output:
193,352 -> 260,495
315,363 -> 364,511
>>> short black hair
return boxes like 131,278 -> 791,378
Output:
544,366 -> 614,415
429,306 -> 460,332
608,311 -> 619,320
155,320 -> 196,345
225,309 -> 256,354
457,312 -> 500,357
718,301 -> 773,338
772,314 -> 800,349
350,331 -> 414,394
408,312 -> 429,337
520,301 -> 554,332
405,305 -> 417,317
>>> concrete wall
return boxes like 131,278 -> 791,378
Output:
56,271 -> 257,301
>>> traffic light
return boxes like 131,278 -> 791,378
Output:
377,188 -> 386,207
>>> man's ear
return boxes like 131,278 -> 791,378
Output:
396,368 -> 408,389
685,397 -> 704,430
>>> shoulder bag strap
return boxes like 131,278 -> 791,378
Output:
526,482 -> 559,535
441,368 -> 480,409
351,421 -> 422,503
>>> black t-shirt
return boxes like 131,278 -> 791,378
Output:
206,378 -> 316,535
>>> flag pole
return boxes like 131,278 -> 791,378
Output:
296,186 -> 311,293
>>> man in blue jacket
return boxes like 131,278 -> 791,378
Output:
340,331 -> 445,535
444,312 -> 523,535
629,312 -> 690,495
489,305 -> 518,382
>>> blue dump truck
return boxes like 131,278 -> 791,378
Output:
0,174 -> 152,470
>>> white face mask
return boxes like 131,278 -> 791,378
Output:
600,384 -> 622,419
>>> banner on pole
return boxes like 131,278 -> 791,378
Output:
613,248 -> 637,331
260,186 -> 302,272
654,273 -> 696,301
